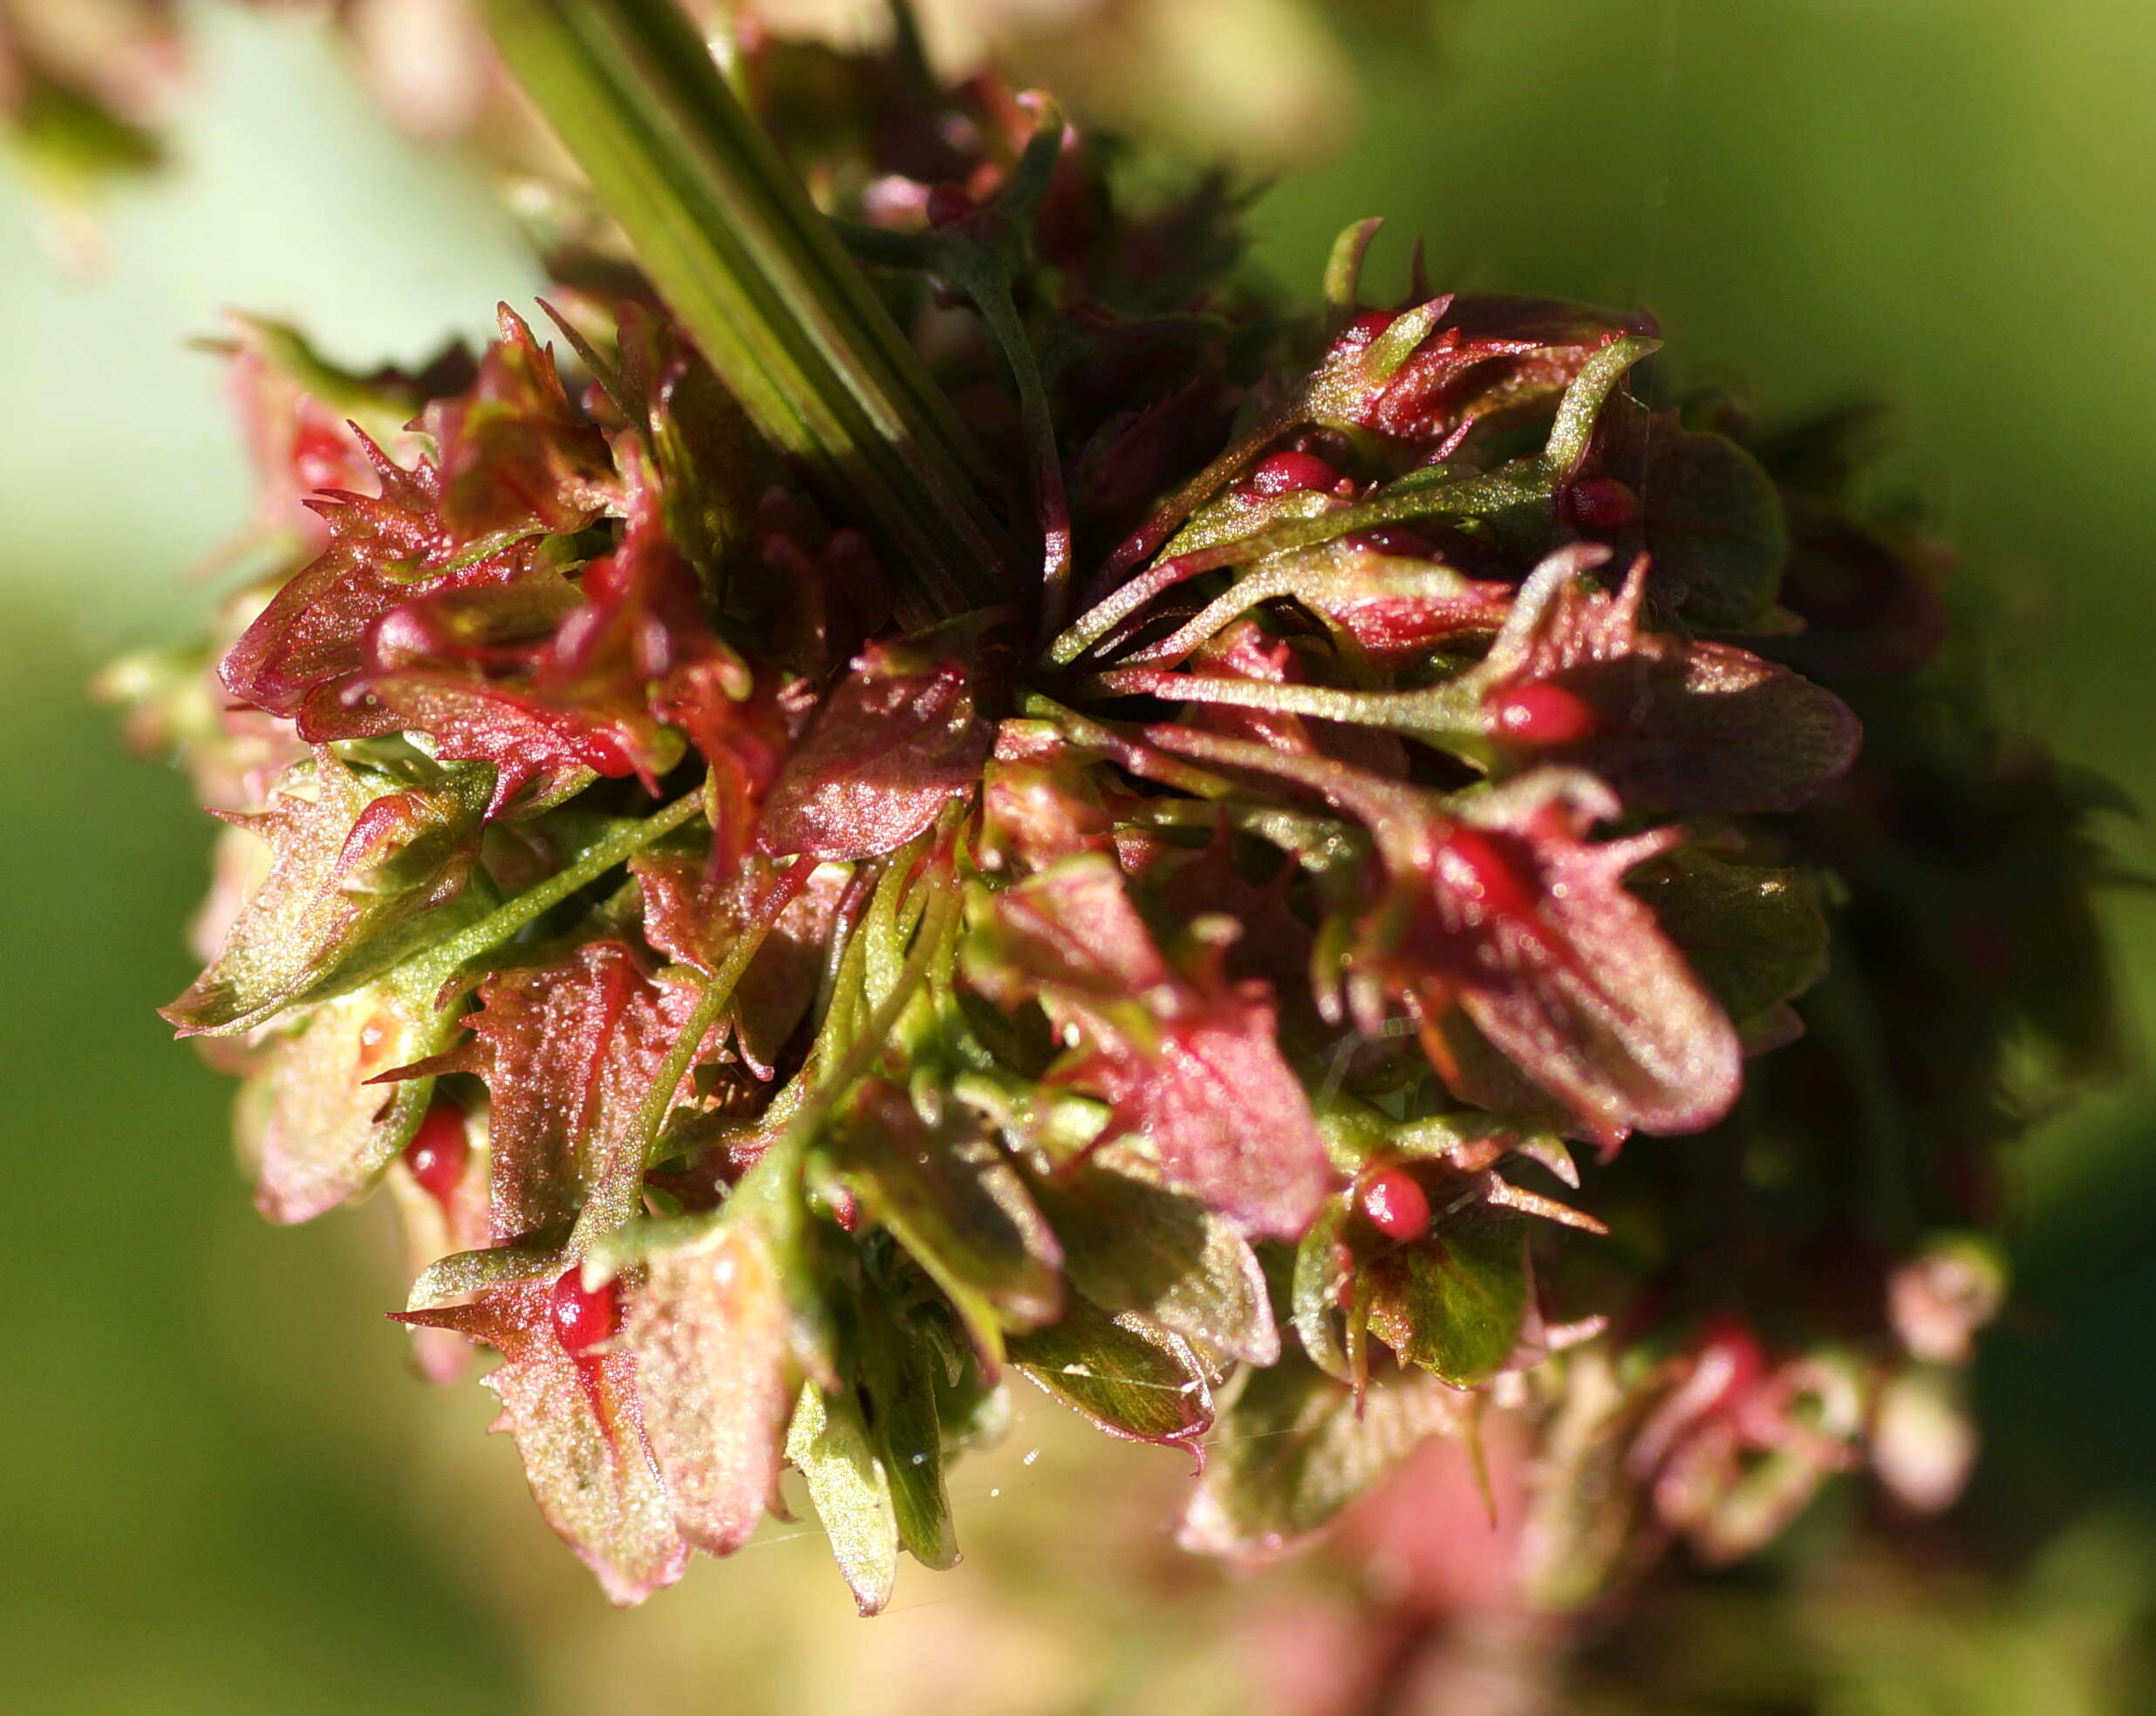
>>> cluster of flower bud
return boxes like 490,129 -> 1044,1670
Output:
109,26 -> 2117,1614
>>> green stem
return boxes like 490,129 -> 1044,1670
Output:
416,786 -> 706,985
1086,666 -> 1487,759
480,0 -> 1010,621
629,855 -> 811,1159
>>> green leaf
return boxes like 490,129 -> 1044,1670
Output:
1628,844 -> 1830,1029
1361,1208 -> 1529,1389
1180,1351 -> 1462,1559
406,1239 -> 563,1311
1006,1294 -> 1215,1446
164,751 -> 490,1037
785,1380 -> 899,1615
1080,332 -> 1661,617
11,68 -> 163,195
1607,412 -> 1789,627
1032,1158 -> 1279,1365
836,1082 -> 1063,1362
856,1297 -> 959,1571
1289,1193 -> 1355,1382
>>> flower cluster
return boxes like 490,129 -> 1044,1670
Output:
109,24 -> 2117,1612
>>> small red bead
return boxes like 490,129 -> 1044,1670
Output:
402,1102 -> 469,1205
1691,1316 -> 1770,1424
1486,682 -> 1600,746
550,1267 -> 621,1356
1348,525 -> 1441,560
1361,1168 -> 1432,1243
1246,450 -> 1341,497
579,729 -> 639,777
1566,476 -> 1639,533
925,183 -> 976,229
1434,825 -> 1543,925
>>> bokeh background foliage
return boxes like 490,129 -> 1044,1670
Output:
3,1 -> 2153,1709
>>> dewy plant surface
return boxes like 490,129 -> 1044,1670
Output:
101,0 -> 2119,1616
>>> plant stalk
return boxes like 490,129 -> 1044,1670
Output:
480,0 -> 1012,621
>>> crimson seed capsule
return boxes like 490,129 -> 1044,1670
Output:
401,1102 -> 468,1206
550,1267 -> 622,1357
1361,1168 -> 1432,1243
1486,682 -> 1600,746
1566,476 -> 1639,533
1246,450 -> 1341,497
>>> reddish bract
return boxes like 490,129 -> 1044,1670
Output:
756,639 -> 993,860
972,855 -> 1334,1237
1474,547 -> 1860,815
1377,783 -> 1743,1141
402,939 -> 715,1243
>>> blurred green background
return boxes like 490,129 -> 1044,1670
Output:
4,1 -> 2153,1709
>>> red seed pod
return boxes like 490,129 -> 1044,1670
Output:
1486,682 -> 1600,746
1361,1168 -> 1433,1243
1566,476 -> 1639,533
1246,450 -> 1341,497
550,1266 -> 622,1357
401,1100 -> 469,1206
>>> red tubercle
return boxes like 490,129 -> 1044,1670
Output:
1245,450 -> 1343,498
290,412 -> 356,493
1689,1314 -> 1769,1422
550,1266 -> 623,1357
1565,476 -> 1639,534
925,182 -> 977,229
578,728 -> 642,778
1330,1238 -> 1359,1306
401,1100 -> 470,1206
1485,682 -> 1600,746
1360,1168 -> 1433,1243
1346,524 -> 1441,560
820,1183 -> 862,1234
1432,825 -> 1544,928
